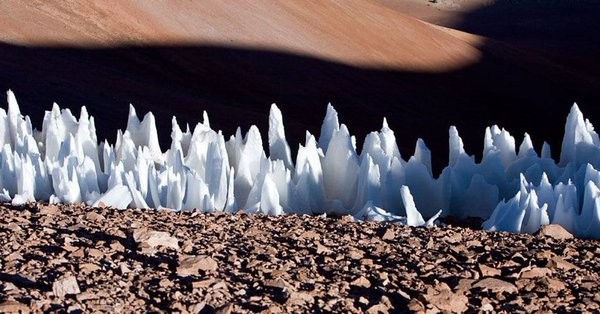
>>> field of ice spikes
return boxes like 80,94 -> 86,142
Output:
1,90 -> 599,238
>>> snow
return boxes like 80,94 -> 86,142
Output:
2,90 -> 600,238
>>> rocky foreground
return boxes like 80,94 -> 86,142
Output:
0,204 -> 598,313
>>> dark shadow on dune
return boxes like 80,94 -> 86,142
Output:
453,1 -> 600,81
1,2 -> 599,174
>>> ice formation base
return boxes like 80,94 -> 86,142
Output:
1,90 -> 599,238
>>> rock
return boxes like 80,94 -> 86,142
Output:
350,276 -> 371,288
407,299 -> 425,312
381,228 -> 395,240
358,296 -> 370,306
87,248 -> 104,258
177,255 -> 218,276
366,303 -> 389,314
455,279 -> 476,293
0,300 -> 29,313
287,291 -> 315,306
6,251 -> 23,262
541,278 -> 566,291
110,241 -> 126,252
340,215 -> 355,222
85,211 -> 105,222
479,264 -> 501,277
316,242 -> 332,254
133,228 -> 179,253
536,224 -> 573,240
480,303 -> 494,312
264,278 -> 293,290
79,263 -> 101,274
348,249 -> 364,260
159,278 -> 173,288
551,256 -> 579,271
423,282 -> 468,313
70,248 -> 85,258
181,240 -> 194,253
52,276 -> 81,298
192,278 -> 216,289
215,303 -> 234,314
299,230 -> 319,239
520,267 -> 552,279
40,204 -> 60,215
6,222 -> 22,232
473,278 -> 518,294
118,263 -> 131,275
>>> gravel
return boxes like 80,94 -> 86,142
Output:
0,203 -> 598,313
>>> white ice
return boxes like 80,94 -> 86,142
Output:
1,90 -> 600,238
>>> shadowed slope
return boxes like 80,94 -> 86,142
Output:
1,42 -> 599,173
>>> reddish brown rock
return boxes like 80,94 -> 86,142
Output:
350,276 -> 371,288
177,255 -> 218,276
133,228 -> 180,253
52,276 -> 81,298
422,282 -> 468,313
0,300 -> 30,313
537,224 -> 574,240
479,264 -> 501,277
0,202 -> 597,312
473,278 -> 518,294
520,267 -> 553,279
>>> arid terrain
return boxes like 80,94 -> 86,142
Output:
0,203 -> 598,313
1,1 -> 600,313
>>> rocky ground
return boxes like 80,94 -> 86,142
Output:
0,203 -> 598,313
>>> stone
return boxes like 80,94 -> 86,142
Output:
110,241 -> 126,252
177,255 -> 218,276
537,224 -> 573,240
215,303 -> 234,314
133,228 -> 180,253
79,263 -> 101,274
52,276 -> 81,298
455,279 -> 475,293
316,242 -> 332,254
87,248 -> 104,258
520,267 -> 552,279
480,303 -> 494,312
350,276 -> 371,288
473,278 -> 518,294
366,303 -> 389,314
479,264 -> 501,277
541,278 -> 566,291
119,263 -> 131,275
85,211 -> 105,222
299,230 -> 319,239
192,278 -> 216,288
407,299 -> 425,312
40,204 -> 60,215
287,291 -> 315,305
0,300 -> 29,313
381,228 -> 395,240
551,256 -> 579,271
423,282 -> 468,313
264,278 -> 293,290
